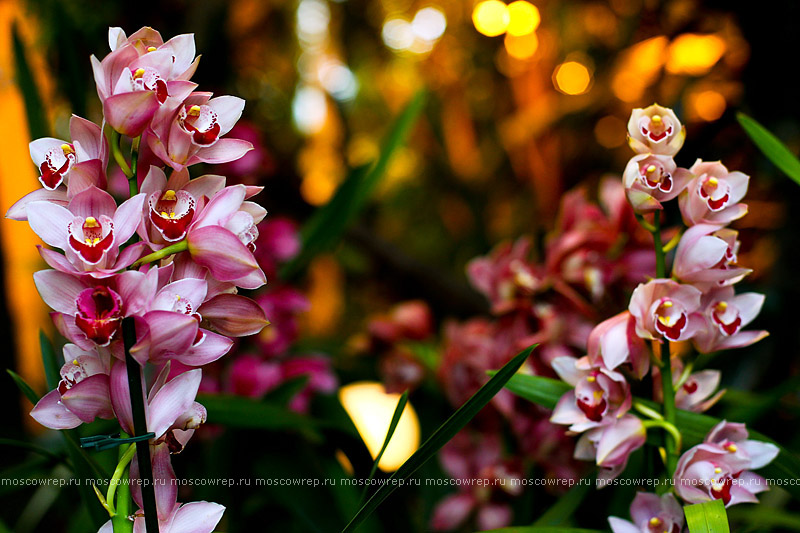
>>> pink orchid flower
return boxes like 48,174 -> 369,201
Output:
574,414 -> 646,482
654,359 -> 723,413
586,311 -> 649,379
627,104 -> 686,156
98,501 -> 225,533
91,28 -> 198,136
282,355 -> 338,413
629,279 -> 703,342
679,160 -> 749,226
30,344 -> 113,429
550,356 -> 632,432
691,287 -> 768,353
26,186 -> 145,275
467,237 -> 541,314
623,154 -> 693,213
674,420 -> 778,506
673,224 -> 750,289
253,217 -> 302,278
251,287 -> 309,357
609,492 -> 685,533
145,91 -> 253,172
226,355 -> 283,397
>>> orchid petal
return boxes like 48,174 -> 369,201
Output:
30,389 -> 82,429
60,374 -> 113,422
189,138 -> 253,166
104,91 -> 160,137
6,188 -> 68,221
148,369 -> 202,438
198,294 -> 269,337
27,201 -> 74,249
33,270 -> 84,313
187,226 -> 262,283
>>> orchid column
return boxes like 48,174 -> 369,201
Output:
8,26 -> 270,533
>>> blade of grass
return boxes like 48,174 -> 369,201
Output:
360,390 -> 409,502
341,345 -> 536,532
12,23 -> 49,140
684,500 -> 730,533
39,332 -> 61,390
7,369 -> 40,404
737,113 -> 800,184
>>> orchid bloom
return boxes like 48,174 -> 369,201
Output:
654,359 -> 723,413
586,311 -> 649,379
98,501 -> 225,533
550,356 -> 632,432
623,154 -> 693,213
30,345 -> 113,429
679,160 -> 749,226
574,414 -> 646,482
629,280 -> 703,342
91,28 -> 198,136
674,420 -> 778,506
627,104 -> 686,156
26,186 -> 145,275
466,237 -> 541,314
609,492 -> 685,533
691,287 -> 768,354
145,92 -> 253,172
673,224 -> 750,289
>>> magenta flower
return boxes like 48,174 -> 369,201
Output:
673,224 -> 750,289
679,161 -> 749,226
254,287 -> 309,357
629,279 -> 703,342
623,154 -> 692,213
550,356 -> 632,432
609,492 -> 684,533
282,355 -> 338,413
691,287 -> 768,353
30,344 -> 113,429
26,186 -> 145,275
574,414 -> 646,482
467,237 -> 540,314
98,500 -> 225,533
627,104 -> 686,156
586,311 -> 648,379
226,355 -> 283,397
674,420 -> 778,506
253,217 -> 302,278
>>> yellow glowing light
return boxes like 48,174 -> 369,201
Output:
504,31 -> 538,59
300,170 -> 338,206
506,1 -> 540,36
472,0 -> 510,37
339,382 -> 420,472
666,34 -> 726,76
553,61 -> 592,95
691,90 -> 726,122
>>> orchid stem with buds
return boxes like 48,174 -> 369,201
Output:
110,130 -> 133,178
133,240 -> 189,267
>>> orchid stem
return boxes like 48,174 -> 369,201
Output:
633,401 -> 664,421
123,317 -> 159,533
106,443 -> 136,515
675,361 -> 694,390
643,419 -> 683,454
129,136 -> 141,197
110,130 -> 133,179
133,240 -> 188,267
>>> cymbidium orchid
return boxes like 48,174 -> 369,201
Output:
608,492 -> 685,533
628,279 -> 703,342
585,311 -> 648,379
691,286 -> 768,353
679,160 -> 750,226
627,104 -> 686,156
623,153 -> 692,213
574,414 -> 646,482
673,224 -> 750,288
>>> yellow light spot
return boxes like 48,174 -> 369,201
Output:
84,216 -> 99,227
162,189 -> 177,201
506,1 -> 540,36
666,34 -> 726,76
133,68 -> 146,79
146,46 -> 158,52
646,165 -> 657,173
472,0 -> 510,37
187,105 -> 202,116
504,32 -> 539,60
691,90 -> 726,122
553,61 -> 592,95
586,376 -> 596,383
339,382 -> 420,472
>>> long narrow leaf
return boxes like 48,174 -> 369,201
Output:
7,369 -> 40,404
362,390 -> 409,499
198,394 -> 322,440
281,91 -> 426,279
483,528 -> 602,533
684,500 -> 729,533
737,113 -> 800,185
12,23 -> 49,140
341,345 -> 536,532
39,332 -> 61,390
0,438 -> 65,463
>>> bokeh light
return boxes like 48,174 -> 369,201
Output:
504,31 -> 539,60
506,1 -> 540,36
594,115 -> 627,148
339,382 -> 421,472
292,85 -> 328,135
666,33 -> 726,75
690,90 -> 727,121
411,7 -> 447,42
473,0 -> 510,37
553,61 -> 592,95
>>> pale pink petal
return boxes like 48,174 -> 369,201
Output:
186,226 -> 261,282
476,503 -> 512,531
60,374 -> 113,422
104,91 -> 160,137
192,185 -> 246,228
173,330 -> 233,366
69,186 -> 117,219
134,311 -> 199,363
170,501 -> 226,533
740,440 -> 779,469
608,517 -> 640,533
152,444 -> 178,521
6,188 -> 68,221
29,137 -> 66,166
162,33 -> 196,75
69,115 -> 104,160
109,360 -> 136,435
67,160 -> 107,196
189,138 -> 253,166
430,493 -> 474,531
207,95 -> 245,135
30,389 -> 82,429
26,201 -> 74,248
33,270 -> 83,313
183,174 -> 226,199
198,293 -> 269,337
113,193 -> 146,244
108,27 -> 127,51
140,166 -> 169,196
148,369 -> 202,438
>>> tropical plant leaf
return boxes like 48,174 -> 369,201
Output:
684,500 -> 730,533
198,394 -> 322,440
281,91 -> 426,279
362,390 -> 409,500
482,528 -> 602,533
0,438 -> 65,463
12,23 -> 49,140
7,369 -> 40,405
40,331 -> 61,390
737,113 -> 800,185
262,375 -> 310,406
341,345 -> 536,532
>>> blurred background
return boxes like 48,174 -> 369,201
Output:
1,0 -> 799,531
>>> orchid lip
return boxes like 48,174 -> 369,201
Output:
180,104 -> 221,146
68,216 -> 115,265
149,189 -> 196,241
74,286 -> 123,346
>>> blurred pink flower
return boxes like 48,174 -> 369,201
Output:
679,161 -> 749,226
629,279 -> 703,342
609,492 -> 684,533
673,224 -> 750,288
691,287 -> 768,353
623,154 -> 692,213
586,311 -> 648,379
574,414 -> 646,482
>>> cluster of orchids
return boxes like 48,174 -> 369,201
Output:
548,104 -> 778,530
7,27 -> 271,532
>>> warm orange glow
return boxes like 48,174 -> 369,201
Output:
300,169 -> 338,206
506,1 -> 540,36
504,31 -> 539,59
553,61 -> 592,95
666,34 -> 726,76
594,116 -> 626,148
472,0 -> 510,37
611,36 -> 668,102
303,254 -> 343,336
691,90 -> 726,121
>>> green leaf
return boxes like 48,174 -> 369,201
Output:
262,375 -> 310,406
198,394 -> 322,440
60,430 -> 110,528
503,373 -> 800,501
6,369 -> 40,404
362,390 -> 409,500
482,528 -> 602,533
737,113 -> 800,184
40,331 -> 61,391
281,91 -> 426,279
531,476 -> 592,527
341,345 -> 536,532
0,438 -> 65,463
12,23 -> 49,140
684,500 -> 730,533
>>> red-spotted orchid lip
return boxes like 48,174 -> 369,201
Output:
575,371 -> 607,422
180,104 -> 221,146
639,159 -> 673,193
653,298 -> 688,341
67,216 -> 115,265
131,66 -> 168,104
711,300 -> 742,336
39,143 -> 76,190
74,286 -> 123,346
698,175 -> 730,211
639,113 -> 674,143
148,189 -> 196,242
